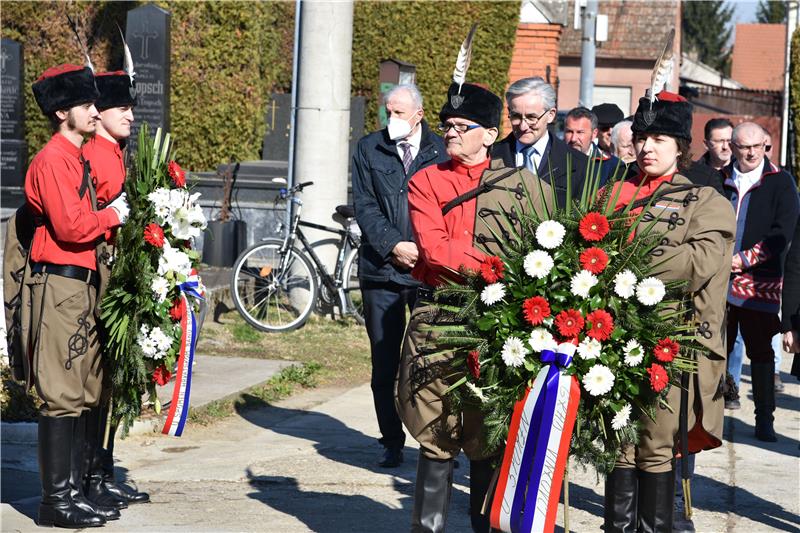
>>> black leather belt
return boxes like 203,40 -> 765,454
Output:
32,262 -> 98,287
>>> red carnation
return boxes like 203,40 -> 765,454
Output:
168,160 -> 186,187
467,350 -> 481,379
654,338 -> 680,363
169,298 -> 185,322
648,363 -> 669,392
579,212 -> 610,242
144,223 -> 165,248
585,309 -> 614,341
555,309 -> 584,338
522,296 -> 551,326
480,256 -> 505,284
152,365 -> 172,386
579,247 -> 609,274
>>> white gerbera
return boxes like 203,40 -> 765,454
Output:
151,276 -> 170,303
148,188 -> 172,223
480,283 -> 506,306
636,277 -> 666,306
611,404 -> 632,430
523,250 -> 554,279
501,336 -> 529,368
465,381 -> 487,402
623,339 -> 644,366
582,364 -> 615,396
613,269 -> 638,299
577,338 -> 602,360
570,270 -> 598,298
528,328 -> 557,353
535,220 -> 566,249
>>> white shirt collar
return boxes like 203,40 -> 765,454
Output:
733,158 -> 765,190
399,126 -> 422,150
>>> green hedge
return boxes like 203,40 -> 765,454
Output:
791,26 -> 800,175
2,1 -> 518,171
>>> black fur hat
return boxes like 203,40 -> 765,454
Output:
95,71 -> 137,110
592,103 -> 624,128
439,82 -> 502,129
632,91 -> 693,142
32,64 -> 98,115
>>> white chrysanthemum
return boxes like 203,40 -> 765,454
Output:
611,404 -> 632,430
137,329 -> 158,358
528,328 -> 557,353
150,326 -> 173,353
623,339 -> 644,366
582,364 -> 615,396
139,323 -> 150,336
501,336 -> 529,368
465,381 -> 487,402
535,220 -> 566,249
636,277 -> 666,306
523,250 -> 554,279
613,270 -> 637,299
577,338 -> 602,360
148,188 -> 172,223
158,242 -> 193,278
480,283 -> 506,306
151,276 -> 170,303
570,270 -> 598,298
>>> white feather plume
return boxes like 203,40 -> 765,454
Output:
117,25 -> 136,84
453,23 -> 478,95
66,14 -> 94,73
649,28 -> 675,108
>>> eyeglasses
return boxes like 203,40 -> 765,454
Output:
731,141 -> 766,152
437,122 -> 481,134
508,108 -> 552,127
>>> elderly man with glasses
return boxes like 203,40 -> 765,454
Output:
491,76 -> 588,207
722,121 -> 799,442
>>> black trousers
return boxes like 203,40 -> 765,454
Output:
726,304 -> 780,364
362,281 -> 417,450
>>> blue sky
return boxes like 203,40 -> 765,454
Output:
732,0 -> 760,24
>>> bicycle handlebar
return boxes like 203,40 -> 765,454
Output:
279,180 -> 315,199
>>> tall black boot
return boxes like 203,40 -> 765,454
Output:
751,362 -> 778,442
411,454 -> 454,533
638,470 -> 674,533
69,412 -> 121,521
603,466 -> 637,533
37,415 -> 106,528
99,417 -> 150,504
469,459 -> 496,533
83,407 -> 127,509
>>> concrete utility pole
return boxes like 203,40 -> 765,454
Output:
293,0 -> 354,269
578,0 -> 598,108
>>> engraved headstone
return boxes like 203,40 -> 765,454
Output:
0,38 -> 27,191
126,3 -> 170,153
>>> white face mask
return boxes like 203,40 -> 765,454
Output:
387,116 -> 415,141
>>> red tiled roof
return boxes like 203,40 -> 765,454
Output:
730,24 -> 787,91
560,0 -> 678,61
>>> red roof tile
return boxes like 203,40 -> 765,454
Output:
730,24 -> 787,91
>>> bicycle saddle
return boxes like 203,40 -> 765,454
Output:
335,205 -> 355,219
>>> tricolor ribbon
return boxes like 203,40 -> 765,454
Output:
161,274 -> 204,437
490,343 -> 581,533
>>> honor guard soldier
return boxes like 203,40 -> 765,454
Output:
23,64 -> 130,528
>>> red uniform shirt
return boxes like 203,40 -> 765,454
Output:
609,172 -> 676,214
408,157 -> 490,286
81,134 -> 125,205
25,133 -> 120,270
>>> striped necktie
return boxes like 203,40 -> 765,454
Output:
524,145 -> 538,174
399,141 -> 413,175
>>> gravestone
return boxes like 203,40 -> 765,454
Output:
1,38 -> 27,193
125,3 -> 170,153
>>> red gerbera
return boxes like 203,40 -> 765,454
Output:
654,338 -> 680,362
480,256 -> 505,283
579,247 -> 609,274
168,160 -> 186,187
467,350 -> 481,379
152,365 -> 172,386
647,363 -> 669,392
579,212 -> 610,242
169,298 -> 185,322
585,309 -> 614,341
555,309 -> 584,338
144,223 -> 165,248
522,296 -> 551,326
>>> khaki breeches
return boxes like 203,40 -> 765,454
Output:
396,303 -> 493,462
26,272 -> 103,417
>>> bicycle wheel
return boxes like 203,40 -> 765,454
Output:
230,239 -> 318,332
341,247 -> 364,325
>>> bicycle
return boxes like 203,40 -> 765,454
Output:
230,181 -> 364,332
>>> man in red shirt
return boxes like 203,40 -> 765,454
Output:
81,69 -> 150,508
23,64 -> 129,528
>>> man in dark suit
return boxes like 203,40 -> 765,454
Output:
490,77 -> 588,206
352,84 -> 448,468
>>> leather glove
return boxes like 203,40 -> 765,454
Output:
108,192 -> 130,224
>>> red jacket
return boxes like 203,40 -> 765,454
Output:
82,134 -> 125,206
